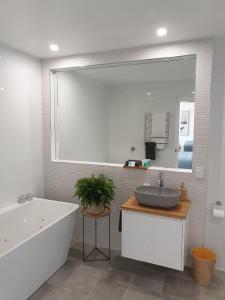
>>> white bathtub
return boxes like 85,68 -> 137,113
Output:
0,198 -> 79,300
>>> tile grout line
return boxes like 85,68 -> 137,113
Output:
121,272 -> 136,300
158,272 -> 167,299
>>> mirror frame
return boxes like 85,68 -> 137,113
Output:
50,56 -> 196,170
44,39 -> 212,174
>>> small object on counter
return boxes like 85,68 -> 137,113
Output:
125,160 -> 142,167
177,183 -> 188,201
129,161 -> 135,167
142,159 -> 152,168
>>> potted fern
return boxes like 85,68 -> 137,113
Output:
74,174 -> 115,216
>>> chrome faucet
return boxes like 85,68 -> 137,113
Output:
18,193 -> 34,203
158,172 -> 164,187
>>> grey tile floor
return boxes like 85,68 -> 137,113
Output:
29,244 -> 225,300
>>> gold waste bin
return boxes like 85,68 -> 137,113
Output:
192,247 -> 216,286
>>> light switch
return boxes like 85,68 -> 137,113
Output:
195,167 -> 204,179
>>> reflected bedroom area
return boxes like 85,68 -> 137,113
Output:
51,56 -> 196,170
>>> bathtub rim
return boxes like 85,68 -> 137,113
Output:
0,198 -> 79,259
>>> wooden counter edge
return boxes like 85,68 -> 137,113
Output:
121,196 -> 191,220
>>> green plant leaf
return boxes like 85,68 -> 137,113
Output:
73,174 -> 115,208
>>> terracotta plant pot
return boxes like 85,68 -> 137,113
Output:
83,204 -> 105,216
81,205 -> 111,218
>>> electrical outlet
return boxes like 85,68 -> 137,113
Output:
195,167 -> 204,179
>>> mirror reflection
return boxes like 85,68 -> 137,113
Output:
52,56 -> 196,170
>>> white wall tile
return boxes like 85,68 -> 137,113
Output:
41,40 -> 212,261
0,44 -> 43,208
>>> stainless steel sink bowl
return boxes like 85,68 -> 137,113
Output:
135,186 -> 180,208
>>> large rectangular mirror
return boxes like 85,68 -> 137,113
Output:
51,55 -> 196,170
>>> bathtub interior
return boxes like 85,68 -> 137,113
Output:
0,198 -> 79,257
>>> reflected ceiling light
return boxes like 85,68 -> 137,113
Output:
0,87 -> 4,91
156,27 -> 167,37
192,90 -> 196,95
49,44 -> 59,52
147,92 -> 151,96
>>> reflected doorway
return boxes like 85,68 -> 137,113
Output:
177,100 -> 195,169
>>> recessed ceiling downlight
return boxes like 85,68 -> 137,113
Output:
156,27 -> 167,37
49,44 -> 59,52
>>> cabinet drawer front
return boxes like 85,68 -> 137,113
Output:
122,210 -> 184,270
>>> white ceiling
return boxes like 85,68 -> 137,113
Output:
0,0 -> 225,58
68,56 -> 196,84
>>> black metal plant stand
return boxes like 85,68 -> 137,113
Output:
82,209 -> 111,261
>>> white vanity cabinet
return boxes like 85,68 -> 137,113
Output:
121,201 -> 189,271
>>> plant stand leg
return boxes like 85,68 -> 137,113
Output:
82,215 -> 85,261
109,213 -> 111,259
95,218 -> 97,248
82,213 -> 111,262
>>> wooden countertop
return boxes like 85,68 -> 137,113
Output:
121,196 -> 190,219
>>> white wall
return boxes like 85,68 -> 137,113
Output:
206,37 -> 225,270
56,71 -> 109,162
108,80 -> 195,167
0,44 -> 43,208
42,40 -> 212,266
